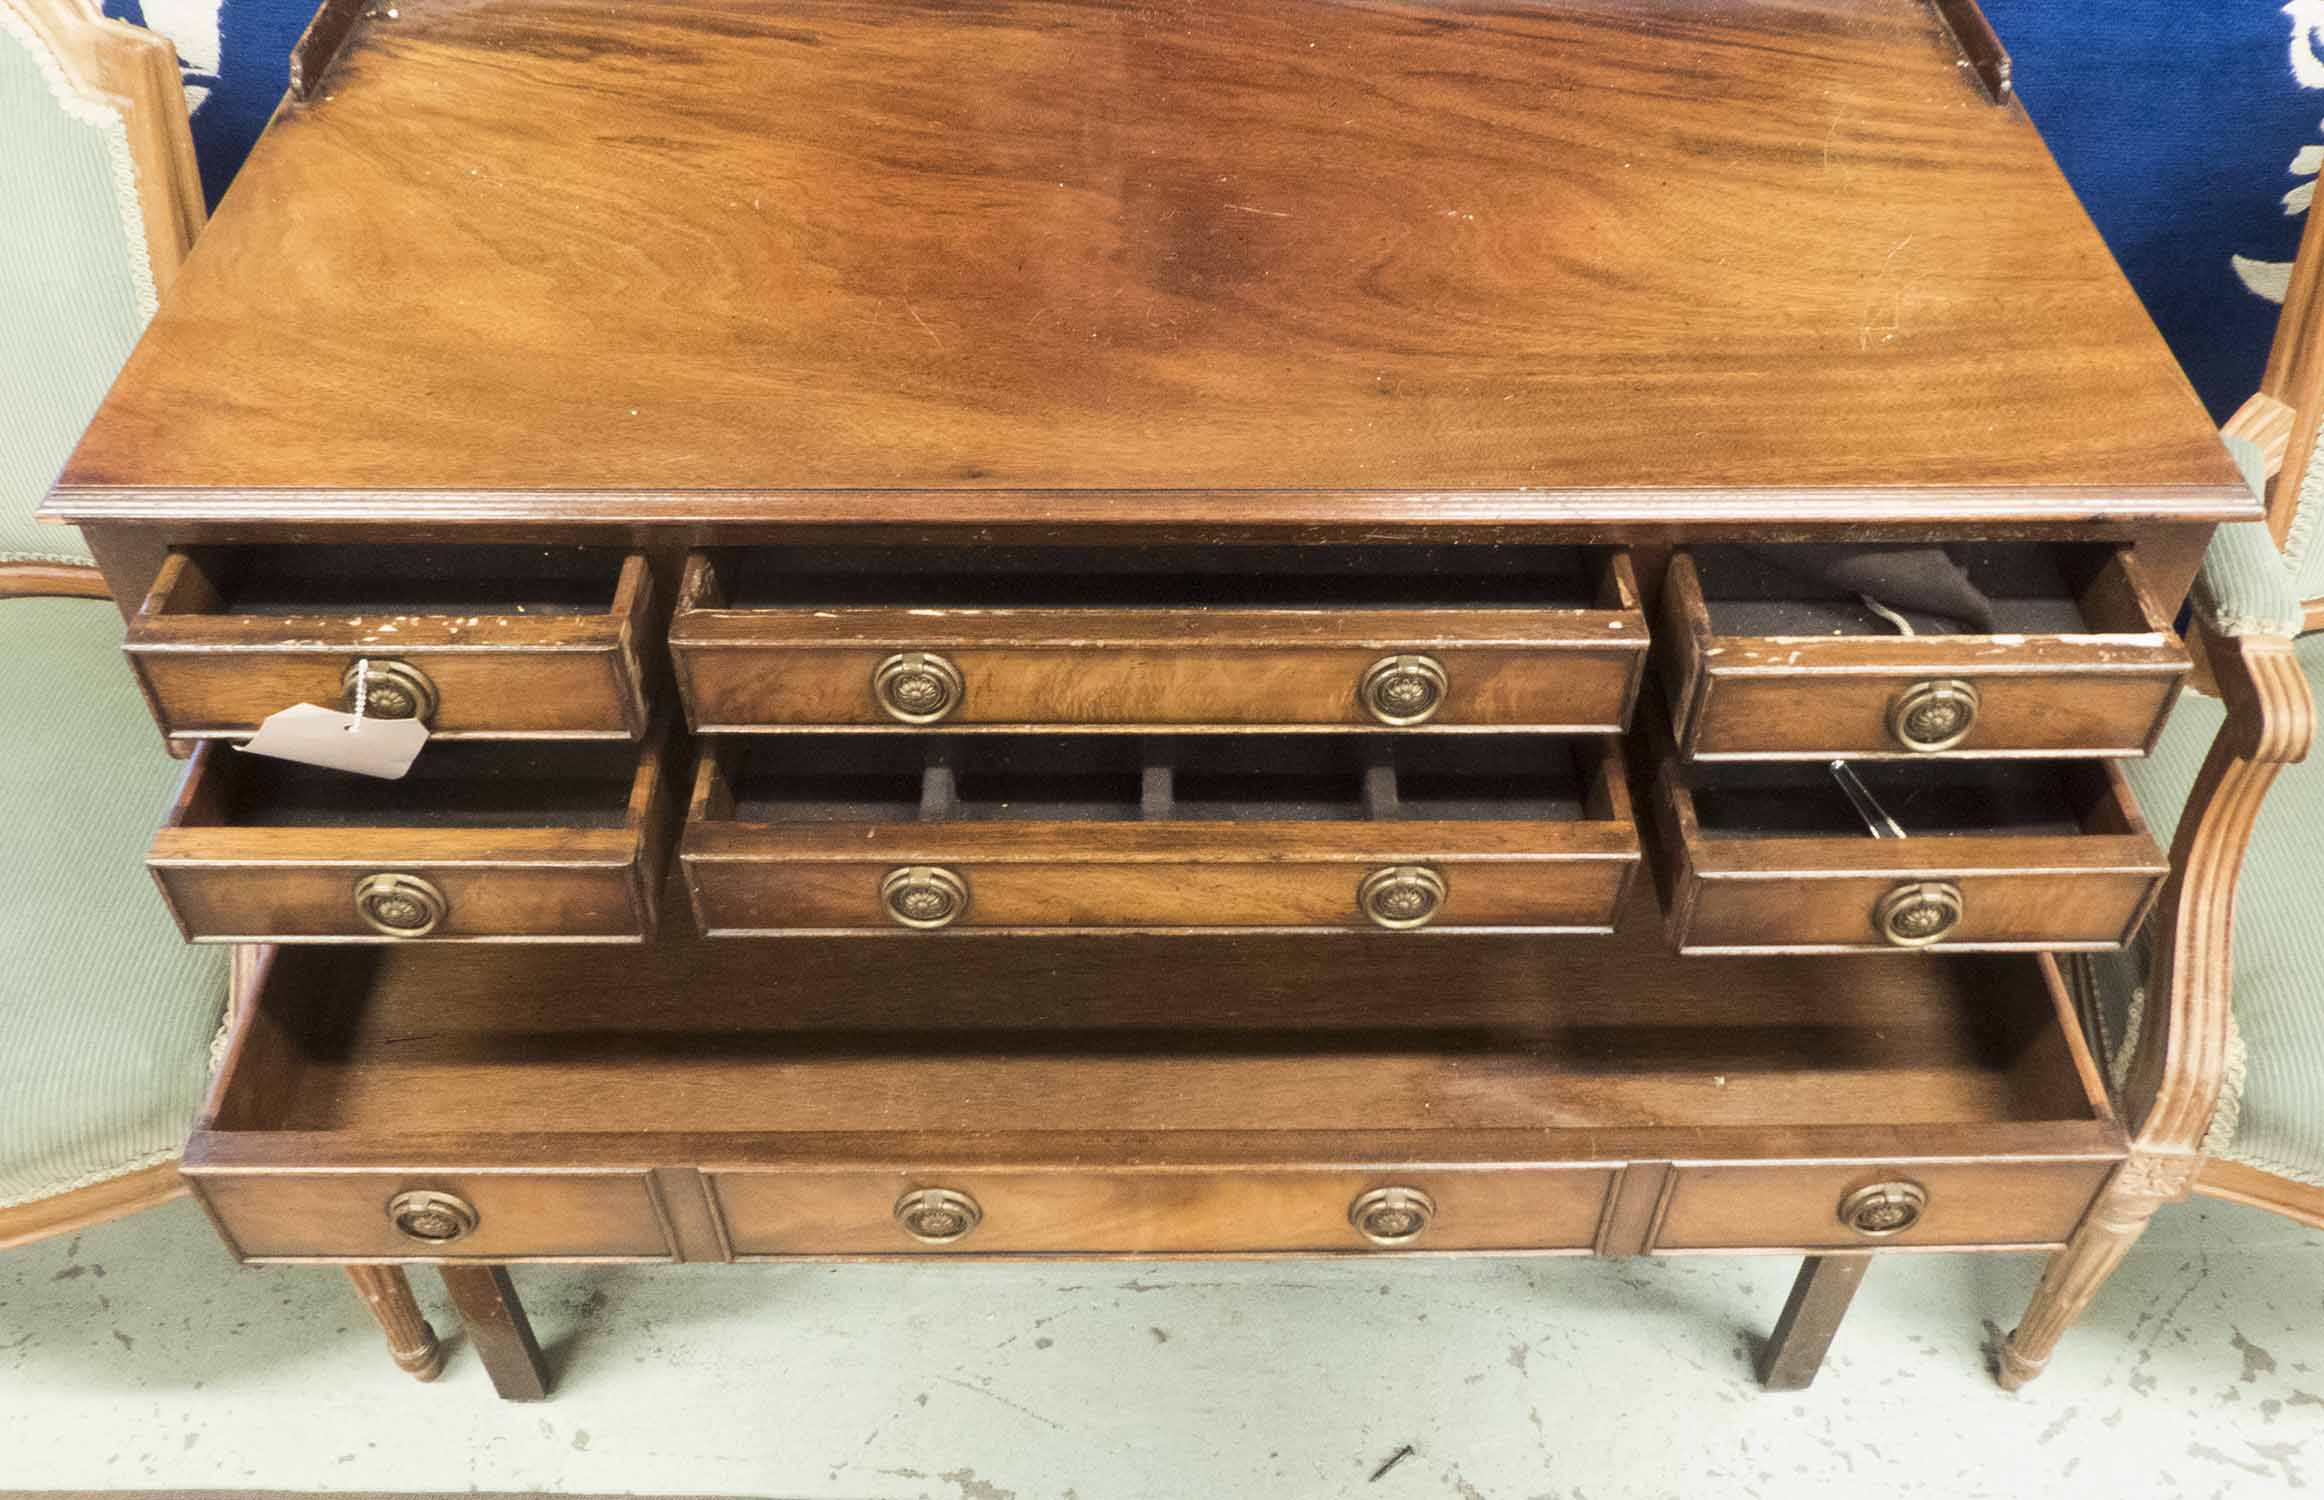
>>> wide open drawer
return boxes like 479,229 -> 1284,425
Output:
669,545 -> 1646,732
147,729 -> 678,942
1660,543 -> 2189,760
125,545 -> 657,740
1647,745 -> 2167,955
181,911 -> 2123,1263
680,734 -> 1641,935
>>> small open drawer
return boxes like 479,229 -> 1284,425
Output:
125,545 -> 657,740
147,728 -> 678,942
1660,543 -> 2189,760
1647,748 -> 2167,955
668,544 -> 1646,732
681,734 -> 1640,934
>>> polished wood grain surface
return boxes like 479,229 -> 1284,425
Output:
50,0 -> 2242,531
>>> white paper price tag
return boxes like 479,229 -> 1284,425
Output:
237,703 -> 429,779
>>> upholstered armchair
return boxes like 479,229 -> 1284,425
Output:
0,0 -> 448,1382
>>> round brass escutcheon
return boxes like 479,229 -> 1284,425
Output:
1887,678 -> 1980,753
881,865 -> 969,930
387,1188 -> 479,1245
354,872 -> 449,938
342,658 -> 439,724
1358,865 -> 1448,931
1349,1186 -> 1436,1247
872,651 -> 965,725
1838,1180 -> 1929,1239
894,1187 -> 982,1244
1359,654 -> 1450,727
1874,880 -> 1963,949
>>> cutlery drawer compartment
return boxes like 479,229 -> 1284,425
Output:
681,733 -> 1641,934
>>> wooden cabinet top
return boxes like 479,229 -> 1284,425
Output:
49,0 -> 2247,534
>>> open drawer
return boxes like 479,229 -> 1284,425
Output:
1660,543 -> 2189,760
1646,746 -> 2168,955
125,545 -> 657,740
181,903 -> 2123,1263
668,544 -> 1646,732
680,733 -> 1640,935
147,729 -> 678,942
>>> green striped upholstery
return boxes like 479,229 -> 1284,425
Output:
0,3 -> 158,566
0,597 -> 227,1208
2292,414 -> 2324,606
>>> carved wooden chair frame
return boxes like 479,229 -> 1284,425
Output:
1999,203 -> 2324,1388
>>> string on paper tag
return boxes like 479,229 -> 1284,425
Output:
236,659 -> 429,779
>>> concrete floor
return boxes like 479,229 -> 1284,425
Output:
0,1194 -> 2319,1498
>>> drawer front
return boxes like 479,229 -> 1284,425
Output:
1649,747 -> 2167,954
1652,1160 -> 2111,1251
1670,866 -> 2161,953
677,641 -> 1643,732
133,649 -> 649,740
686,846 -> 1637,934
1680,671 -> 2183,761
1661,546 -> 2189,760
710,1166 -> 1618,1256
151,856 -> 651,941
148,735 -> 676,943
194,1171 -> 676,1261
670,549 -> 1647,733
125,548 -> 656,739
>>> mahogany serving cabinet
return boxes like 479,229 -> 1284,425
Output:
44,0 -> 2249,1398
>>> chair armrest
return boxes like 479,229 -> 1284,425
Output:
2199,430 -> 2303,640
2193,521 -> 2304,640
2122,628 -> 2313,1157
0,561 -> 110,601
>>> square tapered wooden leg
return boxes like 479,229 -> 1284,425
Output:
439,1264 -> 550,1401
1756,1254 -> 1871,1391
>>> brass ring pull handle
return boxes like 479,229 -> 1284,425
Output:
872,651 -> 965,724
882,866 -> 969,930
1358,866 -> 1447,930
894,1187 -> 982,1244
342,658 -> 438,724
1359,654 -> 1449,727
354,872 -> 449,937
387,1189 -> 479,1245
1875,881 -> 1962,948
1349,1186 -> 1436,1246
1887,678 -> 1979,752
1838,1180 -> 1928,1239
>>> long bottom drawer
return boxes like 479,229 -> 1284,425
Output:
185,915 -> 2125,1262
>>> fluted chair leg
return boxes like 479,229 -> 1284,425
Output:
345,1264 -> 446,1381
